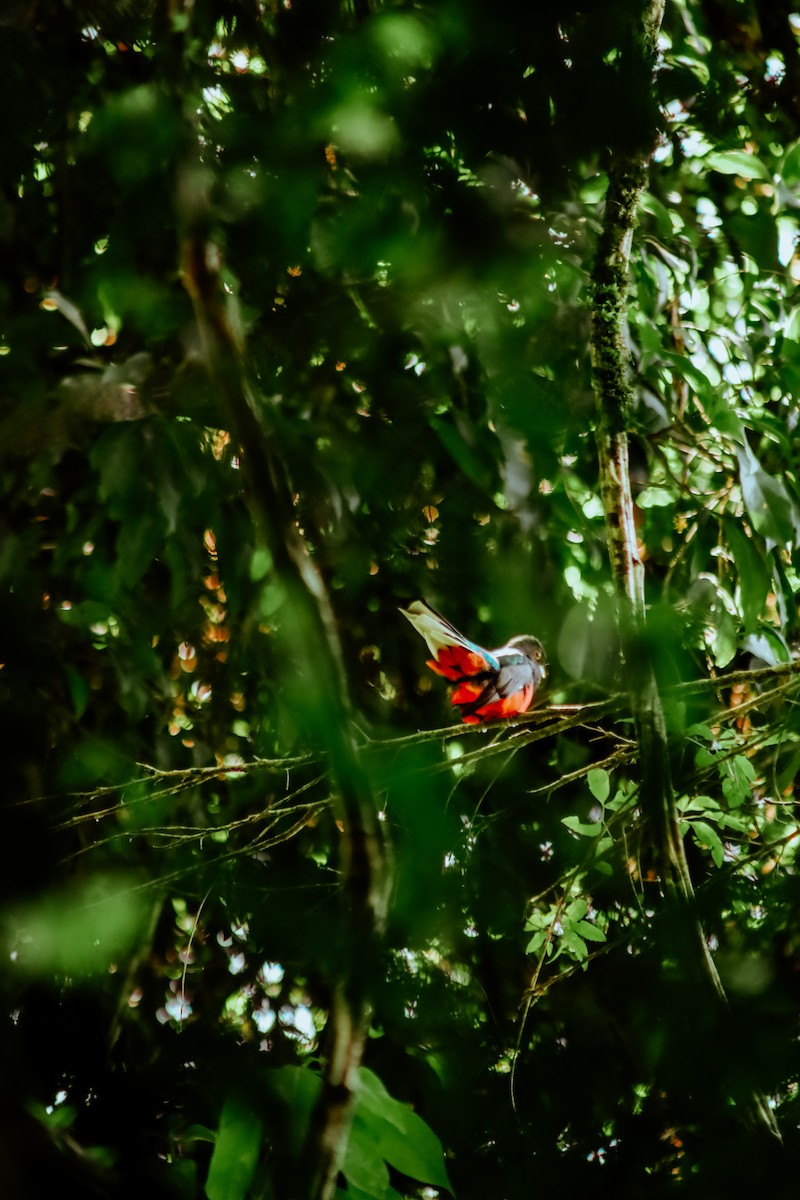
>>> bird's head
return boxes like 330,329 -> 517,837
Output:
507,635 -> 547,679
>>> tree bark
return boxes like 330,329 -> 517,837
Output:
590,0 -> 780,1143
179,205 -> 390,1200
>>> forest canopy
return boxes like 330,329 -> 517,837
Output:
2,1 -> 800,1197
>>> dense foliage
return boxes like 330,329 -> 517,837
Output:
3,1 -> 800,1196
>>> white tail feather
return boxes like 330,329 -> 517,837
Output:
399,600 -> 473,658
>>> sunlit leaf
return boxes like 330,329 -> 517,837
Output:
562,815 -> 603,837
587,767 -> 610,802
567,897 -> 588,921
637,487 -> 675,508
561,929 -> 588,961
706,150 -> 770,181
742,629 -> 791,665
526,929 -> 549,955
574,920 -> 606,943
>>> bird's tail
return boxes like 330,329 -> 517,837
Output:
399,599 -> 474,658
399,599 -> 496,679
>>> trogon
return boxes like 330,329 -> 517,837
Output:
400,598 -> 546,724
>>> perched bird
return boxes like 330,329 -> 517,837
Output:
400,598 -> 546,724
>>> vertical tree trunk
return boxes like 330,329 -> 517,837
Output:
589,0 -> 780,1143
180,212 -> 390,1200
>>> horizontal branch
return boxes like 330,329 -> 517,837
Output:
48,661 -> 800,814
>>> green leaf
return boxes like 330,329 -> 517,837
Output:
12,873 -> 147,978
580,174 -> 608,203
587,767 -> 610,802
258,581 -> 286,617
525,908 -> 551,932
683,794 -> 720,813
660,350 -> 717,402
706,150 -> 770,181
695,745 -> 716,769
63,665 -> 90,718
526,929 -> 549,955
721,776 -> 746,809
605,786 -> 632,812
712,605 -> 738,669
776,743 -> 800,792
690,821 -> 725,868
772,552 -> 800,635
249,546 -> 273,581
561,929 -> 589,961
735,756 -> 757,783
566,897 -> 588,922
181,1124 -> 217,1144
636,486 -> 675,509
574,920 -> 606,943
784,304 -> 800,343
561,815 -> 602,837
639,191 -> 682,237
742,629 -> 791,666
727,521 -> 771,632
266,1066 -> 322,1155
205,1093 -> 263,1200
737,445 -> 800,549
343,1113 -> 390,1197
116,510 -> 164,588
722,755 -> 757,808
779,140 -> 800,188
355,1068 -> 451,1192
666,52 -> 710,87
718,811 -> 751,835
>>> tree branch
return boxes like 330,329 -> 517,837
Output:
51,661 -> 800,824
177,182 -> 390,1198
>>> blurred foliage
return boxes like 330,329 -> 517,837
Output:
2,0 -> 800,1196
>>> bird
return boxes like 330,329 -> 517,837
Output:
399,598 -> 546,724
